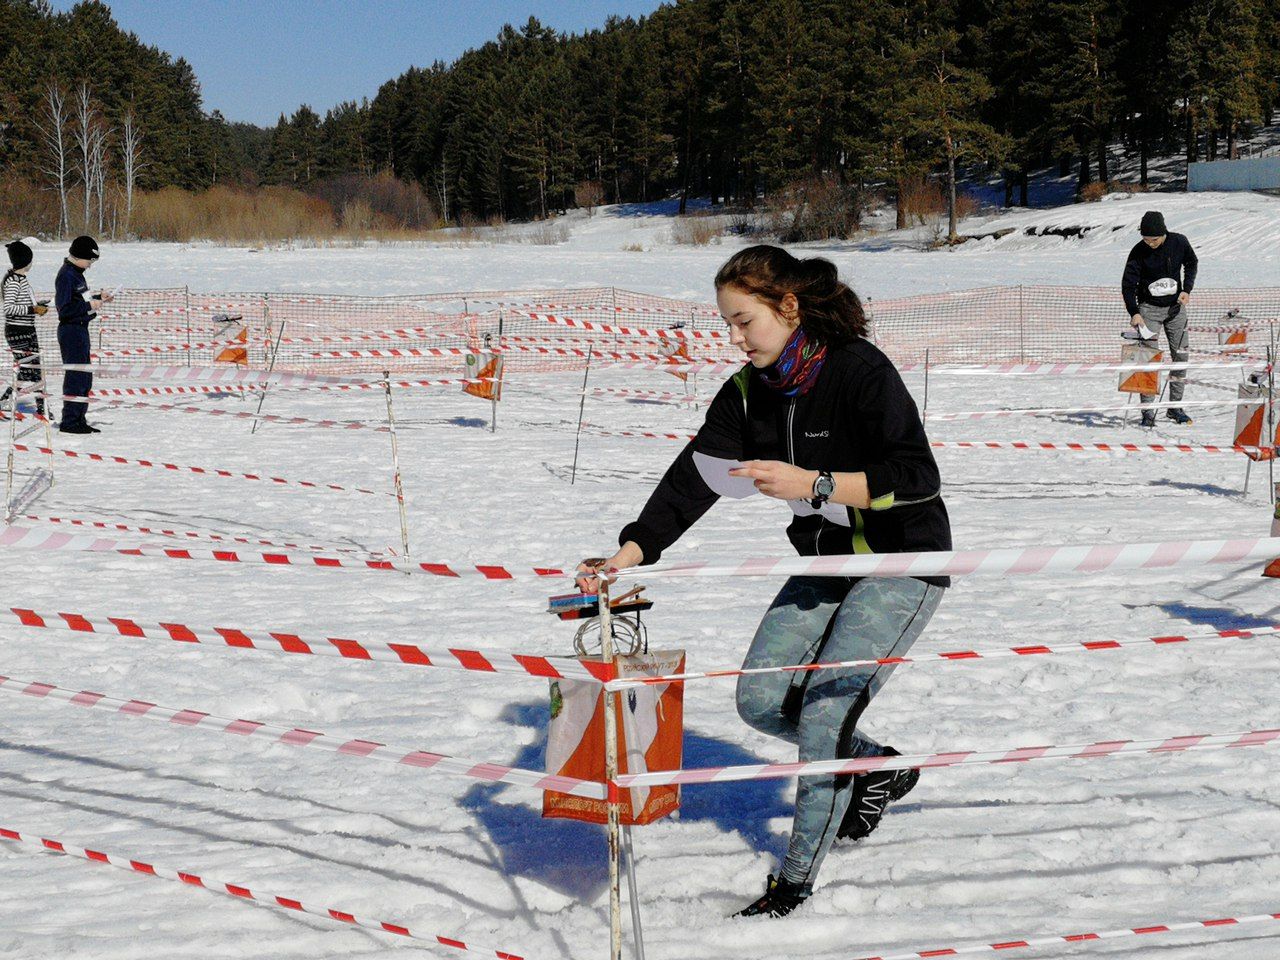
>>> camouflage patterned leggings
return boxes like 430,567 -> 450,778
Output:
735,575 -> 944,887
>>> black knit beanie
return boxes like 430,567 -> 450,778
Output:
1139,211 -> 1166,237
5,240 -> 32,270
69,235 -> 99,260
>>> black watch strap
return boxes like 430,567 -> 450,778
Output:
810,471 -> 835,509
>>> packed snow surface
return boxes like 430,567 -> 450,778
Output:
2,193 -> 1279,959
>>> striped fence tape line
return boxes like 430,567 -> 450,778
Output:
305,345 -> 739,364
471,298 -> 720,319
0,824 -> 538,958
626,536 -> 1280,581
97,308 -> 188,318
94,398 -> 392,433
924,397 -> 1264,421
20,514 -> 385,557
2,605 -> 611,682
932,439 -> 1273,455
897,360 -> 1253,375
852,906 -> 1280,960
0,523 -> 565,578
0,672 -> 605,799
517,311 -> 727,341
96,337 -> 257,358
9,445 -> 391,497
605,623 -> 1280,689
581,425 -> 1275,456
46,361 -> 367,387
615,726 -> 1280,788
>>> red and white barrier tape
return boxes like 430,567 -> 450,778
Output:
518,311 -> 726,341
10,445 -> 390,497
933,440 -> 1272,455
91,384 -> 263,398
472,298 -> 719,319
0,523 -> 564,578
629,536 -> 1280,581
20,514 -> 383,557
0,672 -> 604,798
95,337 -> 255,358
853,906 -> 1280,960
0,824 -> 538,957
48,361 -> 365,387
2,605 -> 611,682
95,398 -> 391,433
98,307 -> 188,318
306,344 -> 738,364
590,387 -> 707,405
606,623 -> 1280,689
898,360 -> 1249,375
616,726 -> 1280,788
925,398 -> 1262,421
582,425 -> 1275,456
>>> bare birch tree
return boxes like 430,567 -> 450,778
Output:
120,108 -> 145,235
74,82 -> 112,231
36,82 -> 71,236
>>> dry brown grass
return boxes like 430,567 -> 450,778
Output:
131,186 -> 337,243
670,213 -> 726,245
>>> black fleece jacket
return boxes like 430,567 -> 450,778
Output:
1122,233 -> 1198,316
619,338 -> 952,587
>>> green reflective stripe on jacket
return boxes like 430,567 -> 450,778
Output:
851,507 -> 873,554
868,491 -> 895,511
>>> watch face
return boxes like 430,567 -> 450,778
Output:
817,475 -> 835,497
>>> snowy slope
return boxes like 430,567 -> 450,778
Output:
2,196 -> 1279,960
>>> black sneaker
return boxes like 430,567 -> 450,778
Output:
59,423 -> 99,435
837,746 -> 919,842
1166,408 -> 1193,425
734,874 -> 811,918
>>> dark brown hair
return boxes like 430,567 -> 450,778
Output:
714,244 -> 868,345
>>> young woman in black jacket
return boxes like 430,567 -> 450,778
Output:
578,245 -> 951,917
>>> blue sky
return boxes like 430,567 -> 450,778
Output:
50,1 -> 665,127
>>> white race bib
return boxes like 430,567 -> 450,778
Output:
1148,277 -> 1178,298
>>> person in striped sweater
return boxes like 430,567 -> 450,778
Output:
2,239 -> 48,418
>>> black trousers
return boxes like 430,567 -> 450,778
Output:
58,322 -> 91,428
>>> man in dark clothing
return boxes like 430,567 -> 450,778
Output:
1121,210 -> 1198,426
54,235 -> 112,434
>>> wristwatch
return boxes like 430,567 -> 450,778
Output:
810,471 -> 835,509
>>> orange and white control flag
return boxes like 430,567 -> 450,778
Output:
1265,494 -> 1280,579
544,649 -> 685,826
1219,328 -> 1248,353
462,351 -> 504,401
1118,343 -> 1161,395
214,328 -> 248,366
663,342 -> 690,383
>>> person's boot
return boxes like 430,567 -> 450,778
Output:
734,874 -> 811,918
1166,408 -> 1193,425
35,398 -> 44,418
837,746 -> 920,842
1140,411 -> 1157,428
59,422 -> 95,435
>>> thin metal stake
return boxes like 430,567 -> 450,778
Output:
571,344 -> 594,485
1269,339 -> 1276,505
5,360 -> 18,523
598,577 -> 622,960
251,298 -> 284,436
383,372 -> 412,564
622,825 -> 646,960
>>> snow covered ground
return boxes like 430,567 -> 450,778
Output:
2,194 -> 1280,960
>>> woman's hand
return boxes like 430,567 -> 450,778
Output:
729,460 -> 817,501
575,541 -> 644,593
99,290 -> 115,304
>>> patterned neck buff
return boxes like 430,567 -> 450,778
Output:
758,325 -> 827,396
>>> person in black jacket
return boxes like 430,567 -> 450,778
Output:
54,235 -> 112,434
1121,211 -> 1198,426
578,245 -> 950,917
